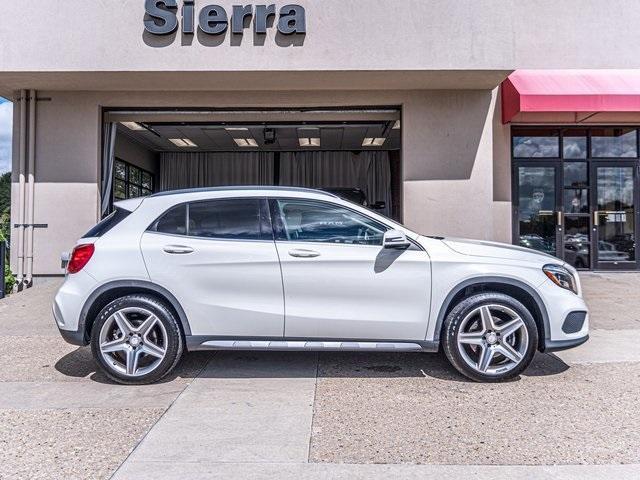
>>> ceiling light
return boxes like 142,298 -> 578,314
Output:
299,138 -> 321,147
234,138 -> 258,147
121,121 -> 145,131
362,137 -> 386,147
392,120 -> 401,129
169,138 -> 198,147
225,127 -> 250,132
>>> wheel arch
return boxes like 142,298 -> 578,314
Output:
78,280 -> 192,345
434,277 -> 549,351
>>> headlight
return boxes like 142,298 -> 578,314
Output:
543,264 -> 578,294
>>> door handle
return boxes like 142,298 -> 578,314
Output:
593,210 -> 599,227
288,248 -> 320,258
163,245 -> 194,254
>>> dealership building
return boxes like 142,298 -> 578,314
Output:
1,0 -> 640,285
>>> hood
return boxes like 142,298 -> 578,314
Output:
438,237 -> 560,264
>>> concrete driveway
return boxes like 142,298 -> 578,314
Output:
1,274 -> 639,479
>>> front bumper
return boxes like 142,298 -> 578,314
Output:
544,334 -> 589,352
536,277 -> 590,351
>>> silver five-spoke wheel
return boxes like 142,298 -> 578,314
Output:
99,307 -> 168,377
456,304 -> 529,376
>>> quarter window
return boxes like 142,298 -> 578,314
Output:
274,199 -> 387,245
154,204 -> 187,235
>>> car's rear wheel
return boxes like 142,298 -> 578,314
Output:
442,292 -> 538,382
90,294 -> 183,385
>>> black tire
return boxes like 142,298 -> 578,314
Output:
442,292 -> 538,382
90,294 -> 184,385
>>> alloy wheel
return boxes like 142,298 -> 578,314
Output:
98,307 -> 168,377
456,304 -> 529,376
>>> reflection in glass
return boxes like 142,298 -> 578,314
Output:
564,162 -> 588,188
513,128 -> 560,158
591,128 -> 638,158
596,167 -> 635,262
564,216 -> 590,269
115,161 -> 127,180
564,189 -> 589,214
518,167 -> 556,255
563,130 -> 587,159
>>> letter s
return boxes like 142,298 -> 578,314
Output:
144,0 -> 178,35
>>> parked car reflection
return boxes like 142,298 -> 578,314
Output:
564,234 -> 590,268
598,241 -> 630,262
519,235 -> 555,255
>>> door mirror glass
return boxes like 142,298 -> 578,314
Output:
383,230 -> 411,249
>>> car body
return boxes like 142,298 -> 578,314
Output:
53,187 -> 589,384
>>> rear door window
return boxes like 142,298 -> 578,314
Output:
149,199 -> 271,240
188,199 -> 267,240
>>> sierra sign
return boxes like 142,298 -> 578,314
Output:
144,1 -> 306,36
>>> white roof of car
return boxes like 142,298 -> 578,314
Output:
148,186 -> 339,199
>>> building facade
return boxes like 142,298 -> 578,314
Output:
1,0 -> 640,283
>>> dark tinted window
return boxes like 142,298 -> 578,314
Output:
188,199 -> 264,240
82,208 -> 130,238
154,204 -> 187,235
275,199 -> 386,245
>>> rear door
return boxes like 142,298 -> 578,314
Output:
140,198 -> 284,337
271,198 -> 431,341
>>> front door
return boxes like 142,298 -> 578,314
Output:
591,162 -> 638,270
270,198 -> 431,341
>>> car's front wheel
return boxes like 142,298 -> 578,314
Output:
90,294 -> 184,385
442,292 -> 538,382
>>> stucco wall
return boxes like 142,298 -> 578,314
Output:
10,88 -> 511,275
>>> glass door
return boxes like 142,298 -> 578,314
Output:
513,163 -> 562,258
591,162 -> 638,270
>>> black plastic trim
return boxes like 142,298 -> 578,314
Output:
544,334 -> 589,352
57,326 -> 86,346
78,280 -> 193,344
432,277 -> 551,347
562,311 -> 587,334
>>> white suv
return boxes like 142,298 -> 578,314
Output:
53,187 -> 589,384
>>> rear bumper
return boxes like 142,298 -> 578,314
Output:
57,325 -> 87,346
543,334 -> 589,353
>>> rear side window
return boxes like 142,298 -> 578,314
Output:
149,199 -> 269,240
82,208 -> 131,238
189,199 -> 265,240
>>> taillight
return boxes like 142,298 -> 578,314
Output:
67,244 -> 95,274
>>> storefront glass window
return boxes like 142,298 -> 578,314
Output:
562,129 -> 587,159
512,128 -> 560,158
591,128 -> 637,158
564,162 -> 588,188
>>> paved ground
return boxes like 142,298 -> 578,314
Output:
1,274 -> 639,479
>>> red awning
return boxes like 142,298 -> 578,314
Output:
502,70 -> 640,124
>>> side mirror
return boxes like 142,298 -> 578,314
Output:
383,230 -> 411,249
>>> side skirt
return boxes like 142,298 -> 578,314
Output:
186,336 -> 439,353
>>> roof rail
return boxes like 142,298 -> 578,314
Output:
148,186 -> 340,198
